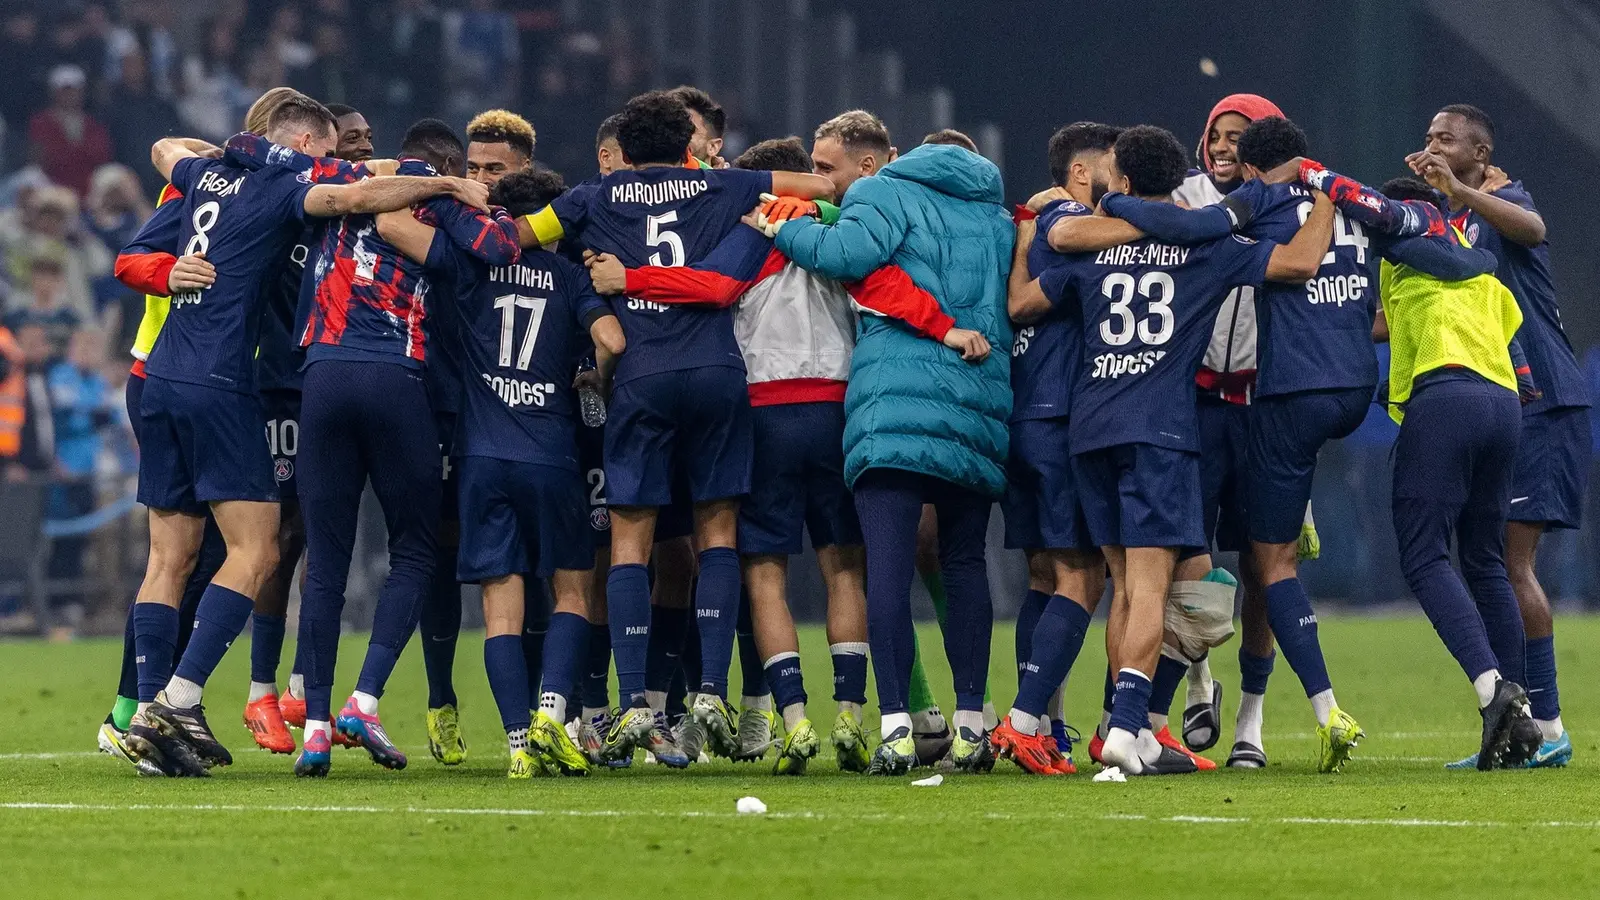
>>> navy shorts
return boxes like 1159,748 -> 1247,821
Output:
1510,405 -> 1592,530
1247,387 -> 1371,544
1002,417 -> 1093,552
1197,397 -> 1250,552
605,366 -> 753,508
739,402 -> 862,555
138,375 -> 277,513
456,456 -> 593,581
579,422 -> 694,549
261,388 -> 301,506
1073,442 -> 1204,549
435,410 -> 459,525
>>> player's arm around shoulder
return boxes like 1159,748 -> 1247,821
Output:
1046,205 -> 1142,253
375,210 -> 439,265
304,176 -> 487,218
1266,190 -> 1333,282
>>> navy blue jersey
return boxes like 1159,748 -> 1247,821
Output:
1011,198 -> 1088,422
1051,232 -> 1274,455
142,156 -> 311,393
1451,183 -> 1589,412
1233,180 -> 1377,397
256,227 -> 314,392
427,232 -> 609,468
579,166 -> 771,385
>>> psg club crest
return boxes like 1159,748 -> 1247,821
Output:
274,458 -> 294,483
590,507 -> 611,532
1466,222 -> 1481,245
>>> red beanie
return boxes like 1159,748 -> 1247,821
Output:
1197,93 -> 1284,174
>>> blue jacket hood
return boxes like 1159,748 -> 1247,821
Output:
880,143 -> 1004,205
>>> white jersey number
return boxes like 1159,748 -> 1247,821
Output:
646,211 -> 685,268
184,201 -> 221,256
493,294 -> 548,371
1297,203 -> 1369,266
1099,271 -> 1175,347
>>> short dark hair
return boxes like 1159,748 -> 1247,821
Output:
1439,103 -> 1495,148
326,103 -> 360,120
1236,116 -> 1308,172
814,110 -> 892,159
492,169 -> 568,219
266,95 -> 337,142
669,85 -> 725,138
466,109 -> 535,161
1047,122 -> 1122,187
400,118 -> 467,176
1113,125 -> 1190,197
733,137 -> 813,174
615,91 -> 694,166
595,113 -> 623,150
1380,176 -> 1447,213
922,128 -> 977,152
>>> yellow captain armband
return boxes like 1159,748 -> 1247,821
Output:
525,206 -> 566,247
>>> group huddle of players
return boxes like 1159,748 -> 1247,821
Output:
93,80 -> 1582,781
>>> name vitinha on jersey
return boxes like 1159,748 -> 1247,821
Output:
1094,243 -> 1191,267
610,176 -> 709,206
491,265 -> 555,291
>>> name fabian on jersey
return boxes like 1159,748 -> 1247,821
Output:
610,177 -> 708,206
1094,243 -> 1190,268
196,170 -> 244,197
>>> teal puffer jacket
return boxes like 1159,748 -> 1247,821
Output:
775,143 -> 1014,496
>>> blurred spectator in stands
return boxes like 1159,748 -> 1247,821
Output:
180,21 -> 250,140
366,0 -> 444,147
103,48 -> 182,197
268,4 -> 315,75
2,185 -> 111,325
13,322 -> 56,479
4,252 -> 83,352
0,6 -> 50,165
527,59 -> 588,181
295,22 -> 358,105
0,323 -> 23,466
45,326 -> 113,637
115,0 -> 182,100
84,164 -> 151,341
28,65 -> 114,199
447,0 -> 520,117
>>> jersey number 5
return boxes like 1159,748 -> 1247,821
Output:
494,294 -> 549,371
1099,271 -> 1175,346
646,211 -> 685,267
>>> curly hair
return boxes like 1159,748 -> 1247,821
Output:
733,137 -> 812,174
491,169 -> 569,219
615,90 -> 695,166
1236,116 -> 1309,172
1113,125 -> 1189,197
466,109 -> 536,161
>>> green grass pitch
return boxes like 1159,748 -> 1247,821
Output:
4,616 -> 1600,899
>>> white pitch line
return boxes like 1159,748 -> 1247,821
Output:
3,801 -> 1598,830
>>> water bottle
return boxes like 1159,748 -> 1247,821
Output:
577,358 -> 607,427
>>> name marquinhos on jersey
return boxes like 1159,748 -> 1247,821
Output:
1306,272 -> 1369,307
482,371 -> 557,408
492,265 -> 556,292
1091,349 -> 1167,379
610,177 -> 708,206
196,171 -> 244,198
1094,243 -> 1192,268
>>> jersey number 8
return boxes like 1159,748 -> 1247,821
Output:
1099,271 -> 1175,347
184,201 -> 221,256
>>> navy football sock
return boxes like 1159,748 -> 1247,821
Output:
580,622 -> 612,710
763,652 -> 807,712
737,589 -> 767,699
1013,595 -> 1090,718
1014,588 -> 1049,679
693,547 -> 742,698
1108,668 -> 1154,735
1263,578 -> 1334,697
1101,667 -> 1115,715
606,564 -> 651,706
132,602 -> 179,703
249,613 -> 287,686
484,634 -> 531,733
1238,648 -> 1275,696
539,612 -> 587,707
172,584 -> 254,689
522,579 -> 550,702
1149,653 -> 1188,718
645,603 -> 689,693
418,560 -> 462,709
117,606 -> 140,701
1525,635 -> 1560,720
830,642 -> 869,705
